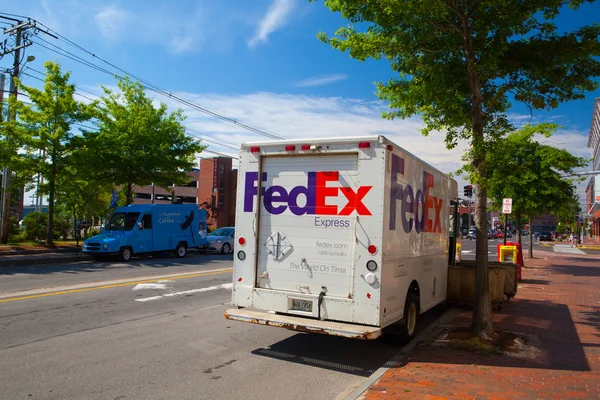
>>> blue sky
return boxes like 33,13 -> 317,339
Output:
1,0 -> 598,207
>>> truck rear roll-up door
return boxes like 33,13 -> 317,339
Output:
256,154 -> 359,299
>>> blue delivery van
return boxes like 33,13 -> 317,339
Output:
83,204 -> 207,261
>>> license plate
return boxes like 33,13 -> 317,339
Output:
291,299 -> 312,313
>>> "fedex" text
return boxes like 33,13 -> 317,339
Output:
243,171 -> 372,216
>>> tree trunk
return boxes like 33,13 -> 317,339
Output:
528,217 -> 534,258
46,163 -> 56,247
459,10 -> 492,337
125,183 -> 133,205
515,212 -> 521,244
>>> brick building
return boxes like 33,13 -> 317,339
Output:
129,157 -> 237,229
198,157 -> 237,228
587,98 -> 600,243
132,170 -> 200,205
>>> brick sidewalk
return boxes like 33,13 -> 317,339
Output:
361,250 -> 600,399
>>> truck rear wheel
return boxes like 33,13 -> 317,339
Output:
401,293 -> 420,340
175,243 -> 187,258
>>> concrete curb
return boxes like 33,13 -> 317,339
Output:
343,307 -> 462,400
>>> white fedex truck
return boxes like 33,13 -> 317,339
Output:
225,135 -> 459,340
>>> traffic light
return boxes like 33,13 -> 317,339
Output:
463,185 -> 473,197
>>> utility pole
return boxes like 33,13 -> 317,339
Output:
0,74 -> 5,234
0,20 -> 33,243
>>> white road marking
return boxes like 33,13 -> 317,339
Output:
135,283 -> 233,302
553,245 -> 585,254
132,283 -> 169,291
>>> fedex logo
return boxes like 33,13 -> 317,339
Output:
243,171 -> 372,216
389,154 -> 443,234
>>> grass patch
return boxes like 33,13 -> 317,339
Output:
450,337 -> 500,355
442,327 -> 529,356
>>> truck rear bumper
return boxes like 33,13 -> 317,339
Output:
224,308 -> 382,340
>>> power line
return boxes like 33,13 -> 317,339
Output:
24,68 -> 243,152
202,149 -> 238,159
25,17 -> 285,140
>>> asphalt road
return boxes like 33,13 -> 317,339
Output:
0,252 -> 443,400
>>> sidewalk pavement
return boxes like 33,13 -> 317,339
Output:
359,249 -> 600,400
0,244 -> 92,267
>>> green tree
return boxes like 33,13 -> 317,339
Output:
459,124 -> 587,257
22,211 -> 48,241
84,77 -> 205,205
9,61 -> 95,246
55,164 -> 113,242
314,0 -> 600,336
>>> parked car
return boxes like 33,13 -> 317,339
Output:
207,227 -> 235,253
467,229 -> 476,240
505,230 -> 512,238
487,229 -> 498,239
496,230 -> 503,238
539,231 -> 553,241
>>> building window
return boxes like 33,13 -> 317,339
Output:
180,196 -> 197,204
136,193 -> 152,199
183,180 -> 198,188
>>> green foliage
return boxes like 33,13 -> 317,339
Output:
55,163 -> 113,233
82,77 -> 206,205
314,0 -> 600,334
6,216 -> 20,238
459,124 -> 587,217
8,61 -> 96,245
22,211 -> 48,241
314,0 -> 600,147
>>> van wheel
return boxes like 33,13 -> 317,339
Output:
120,247 -> 133,262
221,243 -> 231,254
401,293 -> 420,340
175,243 -> 187,258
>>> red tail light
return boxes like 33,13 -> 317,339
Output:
238,237 -> 246,246
285,145 -> 296,151
368,244 -> 377,255
250,146 -> 260,153
301,144 -> 311,150
359,142 -> 371,149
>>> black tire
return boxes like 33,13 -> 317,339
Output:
120,247 -> 133,262
400,292 -> 420,341
221,242 -> 231,254
175,243 -> 187,258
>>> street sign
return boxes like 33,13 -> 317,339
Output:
502,198 -> 512,214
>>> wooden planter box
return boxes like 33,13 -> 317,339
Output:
448,262 -> 506,307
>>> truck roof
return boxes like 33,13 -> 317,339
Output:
241,134 -> 456,185
116,204 -> 199,212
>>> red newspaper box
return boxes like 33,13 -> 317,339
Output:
498,242 -> 524,280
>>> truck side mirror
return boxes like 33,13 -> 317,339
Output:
137,222 -> 143,230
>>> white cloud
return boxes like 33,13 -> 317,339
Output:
94,5 -> 130,42
294,74 -> 349,87
90,4 -> 205,53
248,0 -> 296,48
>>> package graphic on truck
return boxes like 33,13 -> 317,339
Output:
225,135 -> 459,340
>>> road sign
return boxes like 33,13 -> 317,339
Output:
502,198 -> 512,214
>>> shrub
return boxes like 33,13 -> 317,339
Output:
22,211 -> 48,241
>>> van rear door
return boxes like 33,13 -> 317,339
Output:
255,154 -> 360,299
